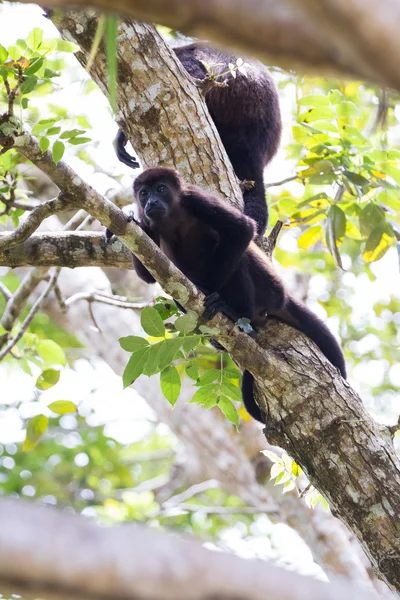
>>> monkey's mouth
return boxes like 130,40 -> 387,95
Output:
145,207 -> 167,219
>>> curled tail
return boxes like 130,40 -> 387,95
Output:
241,296 -> 346,424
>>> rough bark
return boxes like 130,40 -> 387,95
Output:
0,232 -> 133,268
0,498 -> 385,600
54,13 -> 242,204
9,0 -> 400,91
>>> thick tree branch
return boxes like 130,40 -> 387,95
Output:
8,0 -> 400,91
0,232 -> 133,268
54,15 -> 242,204
0,498 -> 384,600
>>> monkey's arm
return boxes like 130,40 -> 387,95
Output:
182,188 -> 255,289
106,215 -> 158,284
131,223 -> 160,284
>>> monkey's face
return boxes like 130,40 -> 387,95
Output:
137,181 -> 172,224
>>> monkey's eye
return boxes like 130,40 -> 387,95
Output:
157,185 -> 166,193
139,189 -> 148,199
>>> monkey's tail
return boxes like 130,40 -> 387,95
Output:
241,296 -> 346,424
273,296 -> 347,378
241,370 -> 264,423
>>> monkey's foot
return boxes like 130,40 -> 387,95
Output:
202,292 -> 241,323
239,179 -> 255,192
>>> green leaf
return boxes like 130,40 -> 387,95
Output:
7,45 -> 19,60
196,369 -> 221,386
362,223 -> 395,263
119,335 -> 149,352
291,461 -> 302,478
54,39 -> 80,53
20,75 -> 37,95
23,414 -> 49,451
39,137 -> 50,153
299,107 -> 335,123
359,203 -> 385,237
0,45 -> 8,64
68,137 -> 91,145
181,335 -> 201,353
199,325 -> 220,336
380,164 -> 400,185
221,381 -> 241,402
36,339 -> 66,367
122,347 -> 150,388
344,170 -> 369,187
326,205 -> 346,267
222,368 -> 241,380
143,341 -> 166,376
48,400 -> 77,415
283,481 -> 296,494
52,140 -> 65,164
47,127 -> 61,136
189,383 -> 218,406
185,361 -> 199,380
59,129 -> 86,140
157,338 -> 183,371
298,94 -> 330,107
140,306 -> 165,338
174,311 -> 197,334
160,366 -> 181,406
25,57 -> 44,75
298,225 -> 322,249
328,89 -> 343,104
261,450 -> 281,463
27,28 -> 43,50
336,101 -> 360,118
36,368 -> 60,390
218,397 -> 239,429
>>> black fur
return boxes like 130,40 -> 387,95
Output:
130,167 -> 346,424
116,42 -> 282,235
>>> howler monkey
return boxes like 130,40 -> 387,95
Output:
123,167 -> 346,424
116,43 -> 282,236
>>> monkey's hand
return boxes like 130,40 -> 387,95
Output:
202,292 -> 240,323
115,130 -> 140,169
105,211 -> 138,244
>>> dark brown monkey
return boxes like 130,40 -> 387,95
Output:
117,167 -> 346,423
116,43 -> 282,236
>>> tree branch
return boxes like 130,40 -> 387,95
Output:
0,232 -> 133,268
7,0 -> 400,91
0,498 -> 384,600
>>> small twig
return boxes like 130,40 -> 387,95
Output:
53,283 -> 67,312
264,220 -> 284,257
265,175 -> 299,189
162,503 -> 280,515
386,415 -> 400,438
0,193 -> 78,252
65,291 -> 148,310
0,281 -> 12,301
164,480 -> 219,506
299,482 -> 313,498
0,269 -> 60,362
88,302 -> 102,333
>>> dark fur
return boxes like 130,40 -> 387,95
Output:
130,167 -> 346,424
117,42 -> 282,235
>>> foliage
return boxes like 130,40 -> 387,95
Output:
120,302 -> 242,428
